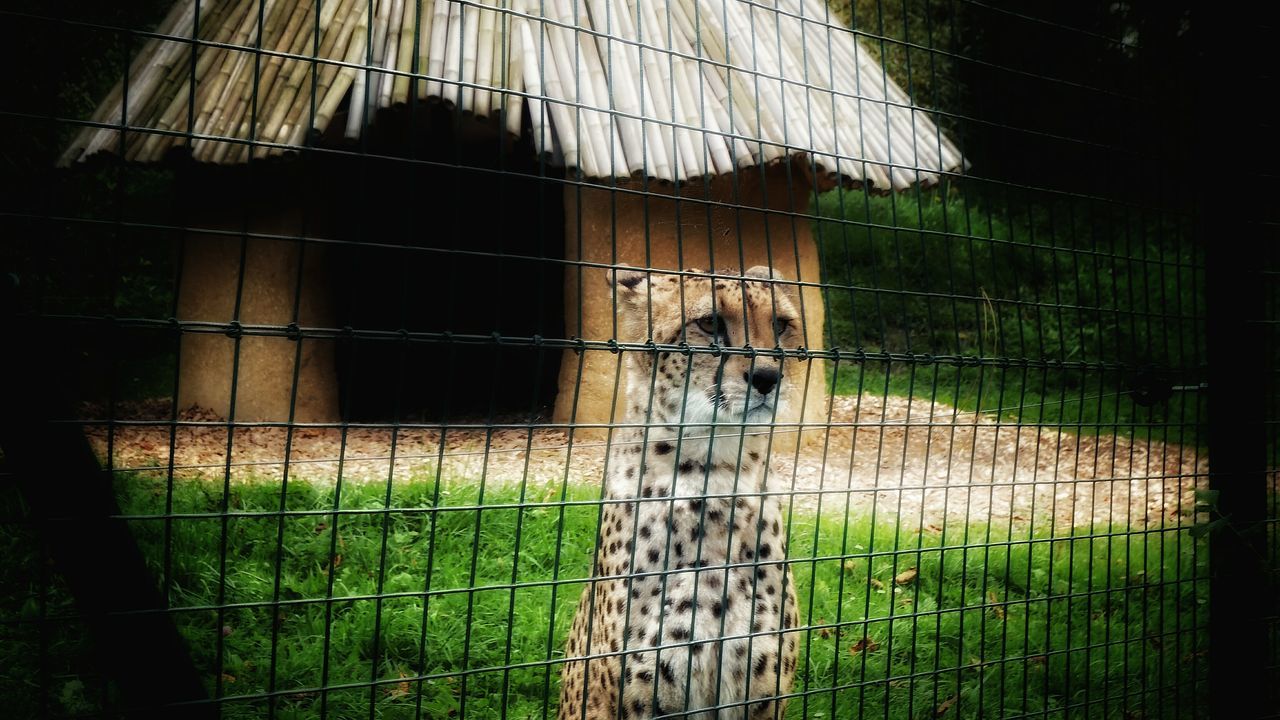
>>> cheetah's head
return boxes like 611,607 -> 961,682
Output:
608,266 -> 803,433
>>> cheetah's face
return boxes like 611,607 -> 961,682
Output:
610,266 -> 802,428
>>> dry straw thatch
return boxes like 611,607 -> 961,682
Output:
60,0 -> 963,189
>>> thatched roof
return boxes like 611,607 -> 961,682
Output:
60,0 -> 964,190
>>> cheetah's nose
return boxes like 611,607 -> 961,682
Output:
746,368 -> 780,396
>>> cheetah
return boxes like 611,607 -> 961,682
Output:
558,266 -> 802,720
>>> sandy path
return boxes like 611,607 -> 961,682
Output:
85,394 -> 1207,531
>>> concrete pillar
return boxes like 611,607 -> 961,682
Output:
554,161 -> 829,449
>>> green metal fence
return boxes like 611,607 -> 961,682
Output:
0,1 -> 1270,718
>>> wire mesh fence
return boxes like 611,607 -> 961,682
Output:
0,0 -> 1269,718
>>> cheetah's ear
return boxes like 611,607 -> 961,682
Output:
744,265 -> 787,282
744,265 -> 797,304
605,263 -> 650,304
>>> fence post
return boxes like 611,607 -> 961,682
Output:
1201,4 -> 1274,715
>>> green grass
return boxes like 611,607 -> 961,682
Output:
814,188 -> 1206,445
2,475 -> 1208,719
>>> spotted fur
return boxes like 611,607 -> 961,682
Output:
558,266 -> 802,720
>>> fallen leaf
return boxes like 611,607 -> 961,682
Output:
894,567 -> 918,585
850,637 -> 879,654
987,591 -> 1005,620
935,695 -> 958,716
869,578 -> 885,591
842,559 -> 859,574
386,672 -> 412,698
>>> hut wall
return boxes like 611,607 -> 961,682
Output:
176,185 -> 339,423
555,161 -> 829,449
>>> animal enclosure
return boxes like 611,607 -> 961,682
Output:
0,1 -> 1274,719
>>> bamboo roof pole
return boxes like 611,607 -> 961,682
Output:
784,11 -> 873,184
473,1 -> 499,117
440,0 -> 465,107
120,8 -> 227,160
600,0 -> 657,177
599,0 -> 659,178
234,0 -> 316,161
344,0 -> 381,138
186,0 -> 279,159
636,0 -> 693,181
305,5 -> 369,141
154,0 -> 253,138
502,5 -> 525,136
672,0 -> 715,179
728,3 -> 790,165
848,51 -> 935,187
671,0 -> 754,170
838,35 -> 893,188
827,29 -> 880,186
539,1 -> 589,172
128,0 -> 254,161
652,0 -> 706,181
699,3 -> 784,166
389,0 -> 419,104
478,1 -> 506,116
669,48 -> 707,178
666,0 -> 734,175
632,5 -> 676,180
538,10 -> 591,175
366,0 -> 393,114
377,0 -> 406,108
546,104 -> 567,167
259,0 -> 350,155
865,72 -> 926,187
805,4 -> 950,187
787,6 -> 870,186
756,9 -> 818,167
282,0 -> 365,145
458,0 -> 484,112
572,0 -> 628,173
584,0 -> 641,175
78,0 -> 214,162
207,0 -> 295,162
412,0 -> 437,102
555,0 -> 616,176
247,0 -> 327,159
119,0 -> 241,162
189,46 -> 251,159
424,0 -> 451,100
515,14 -> 551,156
60,0 -> 199,165
131,0 -> 243,135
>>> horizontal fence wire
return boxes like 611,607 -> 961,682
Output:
0,1 -> 1228,719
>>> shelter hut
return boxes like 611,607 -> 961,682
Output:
62,0 -> 963,444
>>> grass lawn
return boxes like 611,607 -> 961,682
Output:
2,474 -> 1207,719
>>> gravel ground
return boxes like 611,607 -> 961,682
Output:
85,394 -> 1207,531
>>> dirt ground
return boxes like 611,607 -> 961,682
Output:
85,394 -> 1208,531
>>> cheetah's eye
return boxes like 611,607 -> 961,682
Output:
694,314 -> 728,340
773,317 -> 794,338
